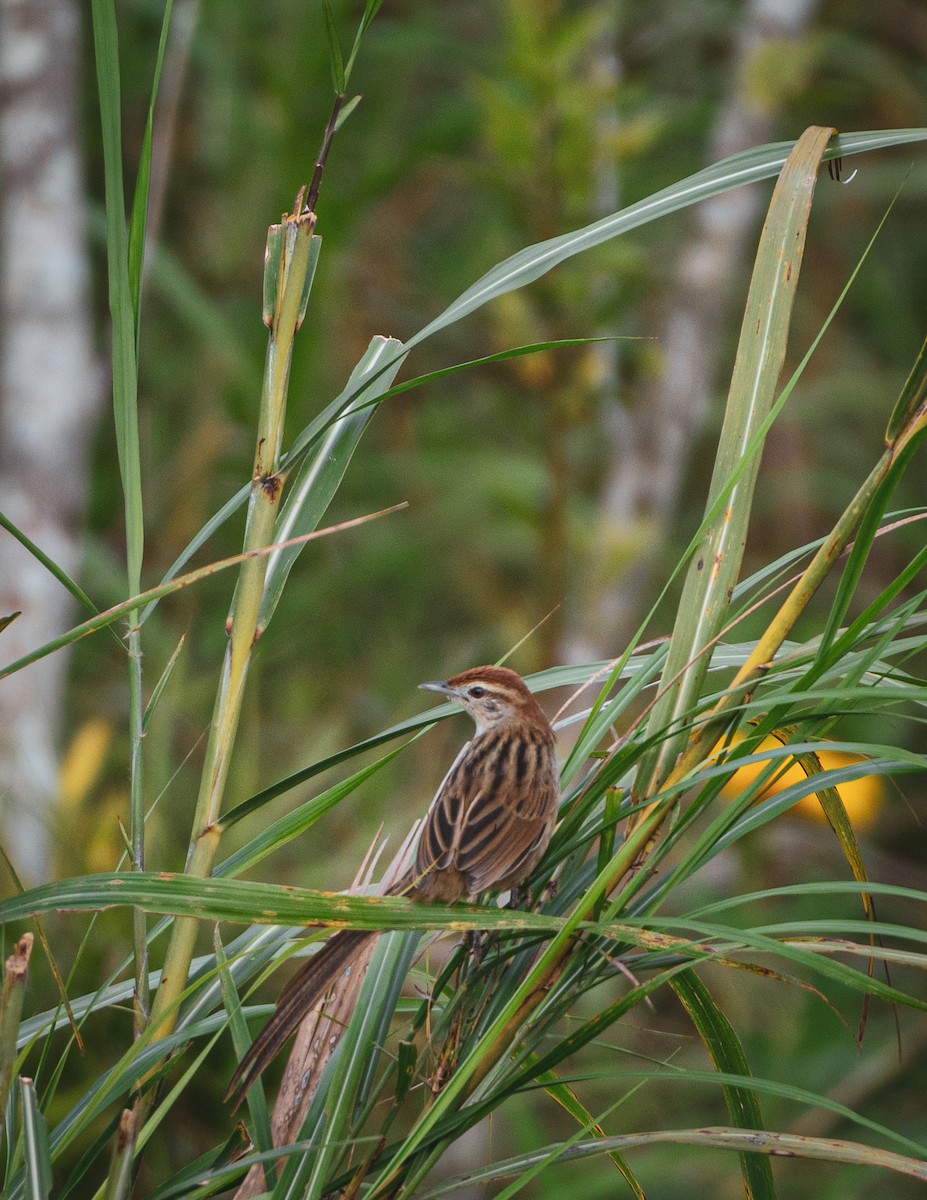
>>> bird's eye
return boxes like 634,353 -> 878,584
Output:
468,686 -> 487,698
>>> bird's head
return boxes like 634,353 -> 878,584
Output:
419,665 -> 547,735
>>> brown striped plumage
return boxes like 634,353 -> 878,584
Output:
226,666 -> 558,1106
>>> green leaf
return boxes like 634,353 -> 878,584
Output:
0,508 -> 400,682
217,744 -> 407,877
322,0 -> 345,92
278,932 -> 409,1199
343,0 -> 384,83
126,0 -> 174,329
817,328 -> 927,661
670,972 -> 775,1200
257,336 -> 406,632
885,331 -> 927,444
20,1079 -> 53,1200
399,129 -> 927,359
216,933 -> 273,1192
635,125 -> 836,797
90,0 -> 143,595
0,611 -> 20,636
0,871 -> 567,935
333,93 -> 363,130
519,1052 -> 646,1199
142,633 -> 187,732
0,512 -> 99,618
408,1124 -> 927,1197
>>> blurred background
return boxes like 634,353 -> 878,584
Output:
1,1 -> 926,1194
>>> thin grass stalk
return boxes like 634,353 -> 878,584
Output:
127,641 -> 147,1030
148,198 -> 317,1044
123,0 -> 175,1039
90,0 -> 152,1032
0,514 -> 398,684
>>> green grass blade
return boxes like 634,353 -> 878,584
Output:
343,0 -> 383,83
20,1080 -> 52,1200
216,934 -> 273,1193
642,916 -> 924,1010
90,0 -> 143,594
399,129 -> 926,357
518,1053 -> 646,1199
278,933 -> 407,1199
0,513 -> 99,618
635,126 -> 835,796
91,0 -> 150,1028
126,0 -> 174,326
217,744 -> 407,878
141,633 -> 187,732
816,541 -> 927,678
0,509 -> 401,682
692,880 -> 927,919
885,330 -> 927,444
322,0 -> 345,93
0,872 -> 567,935
143,1127 -> 253,1200
670,971 -> 775,1200
258,336 -> 405,631
413,1127 -> 927,1195
137,484 -> 249,625
817,339 -> 927,660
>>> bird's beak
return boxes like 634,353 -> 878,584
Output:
419,679 -> 452,696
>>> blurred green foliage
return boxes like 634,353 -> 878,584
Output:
75,0 -> 927,866
32,0 -> 927,1193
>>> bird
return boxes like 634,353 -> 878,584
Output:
226,665 -> 559,1106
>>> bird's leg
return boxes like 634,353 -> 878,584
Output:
462,928 -> 484,966
506,878 -> 557,914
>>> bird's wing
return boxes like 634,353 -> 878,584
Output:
416,732 -> 557,896
454,757 -> 557,894
414,738 -> 473,877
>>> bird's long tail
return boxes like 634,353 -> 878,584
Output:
225,928 -> 379,1107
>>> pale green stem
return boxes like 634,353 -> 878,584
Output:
128,623 -> 149,1030
148,204 -> 316,1042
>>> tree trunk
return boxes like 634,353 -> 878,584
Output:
569,0 -> 820,661
0,0 -> 102,882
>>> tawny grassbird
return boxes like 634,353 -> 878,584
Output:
227,665 -> 559,1105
